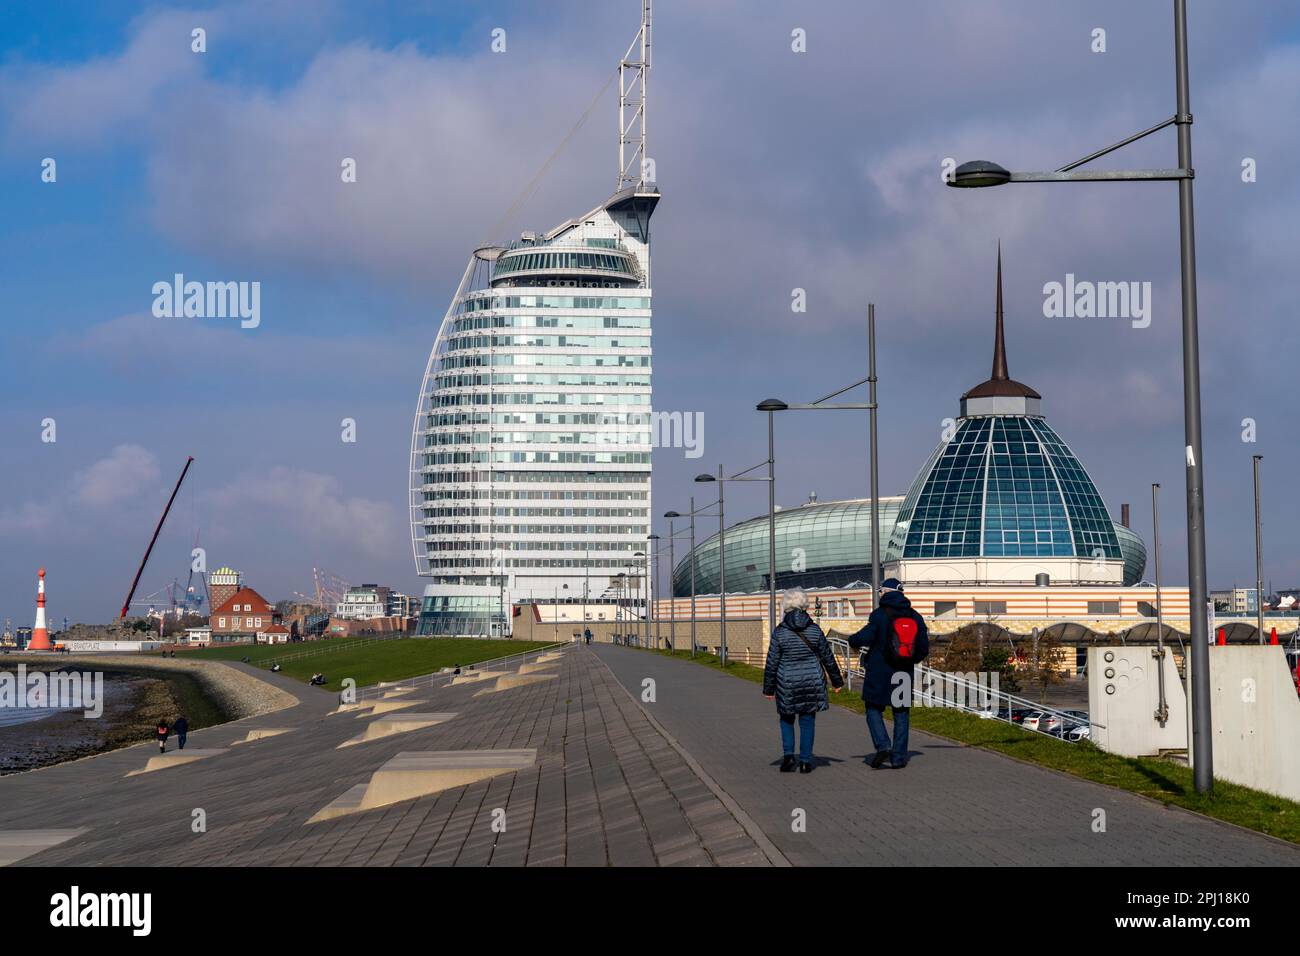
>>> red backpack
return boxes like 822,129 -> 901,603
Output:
883,608 -> 926,666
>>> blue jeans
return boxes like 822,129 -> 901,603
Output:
779,713 -> 816,762
865,704 -> 910,766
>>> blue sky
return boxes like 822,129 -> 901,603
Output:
2,0 -> 1298,624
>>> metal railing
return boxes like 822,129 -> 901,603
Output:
827,638 -> 1099,743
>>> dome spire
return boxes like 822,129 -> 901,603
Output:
960,243 -> 1042,409
992,240 -> 1008,381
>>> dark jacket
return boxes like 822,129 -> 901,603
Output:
763,609 -> 844,717
847,590 -> 929,708
173,717 -> 189,736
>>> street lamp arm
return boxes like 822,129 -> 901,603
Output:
1056,115 -> 1177,173
729,459 -> 770,480
809,376 -> 870,406
1009,168 -> 1191,183
782,402 -> 878,410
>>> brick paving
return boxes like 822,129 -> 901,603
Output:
0,648 -> 773,866
592,643 -> 1300,866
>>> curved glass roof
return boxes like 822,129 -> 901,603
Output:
672,493 -> 1143,596
1114,523 -> 1148,587
671,497 -> 903,597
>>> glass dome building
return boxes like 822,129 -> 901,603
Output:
671,496 -> 905,597
670,249 -> 1146,597
884,249 -> 1133,586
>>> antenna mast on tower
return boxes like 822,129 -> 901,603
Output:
618,0 -> 652,191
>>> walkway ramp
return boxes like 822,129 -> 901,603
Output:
473,672 -> 557,696
233,727 -> 294,745
0,829 -> 89,866
337,713 -> 458,749
307,749 -> 536,822
126,748 -> 226,777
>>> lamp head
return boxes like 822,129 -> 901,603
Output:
756,398 -> 788,412
949,160 -> 1012,188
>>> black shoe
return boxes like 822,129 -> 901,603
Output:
798,761 -> 813,774
890,758 -> 908,770
780,755 -> 797,773
869,751 -> 890,769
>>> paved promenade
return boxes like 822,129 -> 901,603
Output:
3,642 -> 1297,866
592,644 -> 1300,866
0,648 -> 772,866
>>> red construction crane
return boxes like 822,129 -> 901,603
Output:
119,456 -> 195,619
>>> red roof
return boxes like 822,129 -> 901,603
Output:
259,623 -> 290,633
212,587 -> 275,617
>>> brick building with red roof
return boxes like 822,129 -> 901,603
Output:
210,586 -> 280,644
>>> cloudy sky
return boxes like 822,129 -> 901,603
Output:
2,1 -> 1297,624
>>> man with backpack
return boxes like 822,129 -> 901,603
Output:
848,578 -> 929,769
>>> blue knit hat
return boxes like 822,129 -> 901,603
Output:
880,577 -> 904,592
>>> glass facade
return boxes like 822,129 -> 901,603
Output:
672,498 -> 905,597
886,416 -> 1123,563
411,187 -> 659,636
1114,523 -> 1148,587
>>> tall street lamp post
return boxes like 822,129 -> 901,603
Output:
634,551 -> 645,648
695,461 -> 772,667
1253,455 -> 1264,644
666,498 -> 714,657
648,533 -> 661,650
663,512 -> 684,653
758,305 -> 882,609
945,0 -> 1213,792
1152,483 -> 1168,726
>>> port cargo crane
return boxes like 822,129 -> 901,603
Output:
119,456 -> 194,619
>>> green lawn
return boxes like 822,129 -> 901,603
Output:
169,638 -> 557,691
646,647 -> 1300,846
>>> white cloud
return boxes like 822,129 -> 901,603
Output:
72,444 -> 162,507
207,466 -> 401,560
0,500 -> 57,534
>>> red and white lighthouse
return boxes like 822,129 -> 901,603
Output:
28,568 -> 52,651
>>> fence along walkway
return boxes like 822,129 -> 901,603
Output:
826,638 -> 1097,742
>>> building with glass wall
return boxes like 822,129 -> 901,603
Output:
670,250 -> 1145,600
410,186 -> 659,635
671,496 -> 904,597
885,250 -> 1128,586
408,6 -> 660,637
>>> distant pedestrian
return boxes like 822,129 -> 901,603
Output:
155,721 -> 170,753
173,715 -> 189,750
848,578 -> 929,769
762,588 -> 843,774
584,627 -> 593,646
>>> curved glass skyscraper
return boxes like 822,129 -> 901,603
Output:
410,8 -> 658,636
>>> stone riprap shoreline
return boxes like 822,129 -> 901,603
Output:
0,655 -> 300,773
18,654 -> 300,719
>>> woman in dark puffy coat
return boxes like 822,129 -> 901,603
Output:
762,587 -> 844,773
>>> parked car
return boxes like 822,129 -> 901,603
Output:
1067,723 -> 1092,742
1021,711 -> 1045,731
